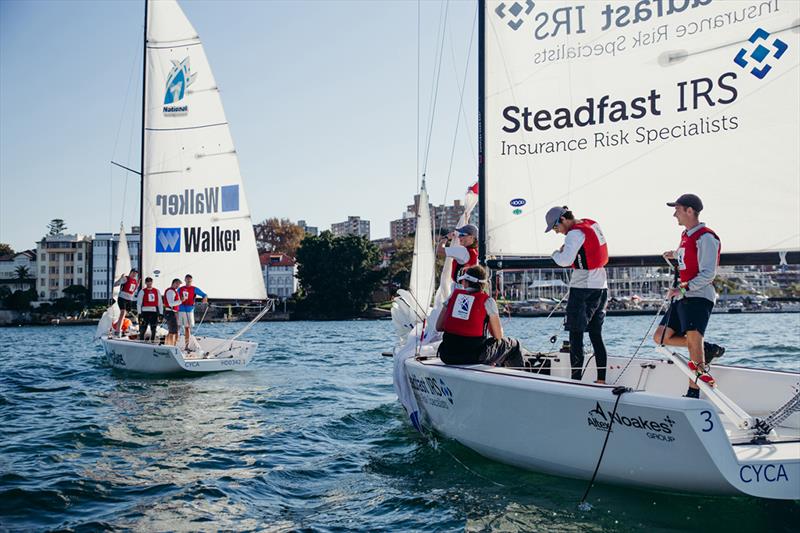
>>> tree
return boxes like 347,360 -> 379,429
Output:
14,266 -> 31,281
386,235 -> 446,290
4,288 -> 36,311
295,231 -> 385,319
63,284 -> 89,302
48,219 -> 67,236
0,243 -> 13,256
254,218 -> 305,256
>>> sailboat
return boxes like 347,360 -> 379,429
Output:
99,0 -> 268,374
394,0 -> 800,499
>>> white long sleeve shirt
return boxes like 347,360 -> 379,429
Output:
551,229 -> 608,289
137,288 -> 164,314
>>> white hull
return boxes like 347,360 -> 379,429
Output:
403,351 -> 800,500
100,336 -> 256,374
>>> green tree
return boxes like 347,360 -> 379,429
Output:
254,218 -> 305,256
295,231 -> 385,319
0,243 -> 13,256
14,265 -> 31,281
4,288 -> 36,311
386,234 -> 446,290
47,219 -> 67,236
62,284 -> 89,302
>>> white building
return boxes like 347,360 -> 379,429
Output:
36,234 -> 93,301
331,216 -> 370,240
91,228 -> 141,301
260,253 -> 297,300
0,250 -> 37,292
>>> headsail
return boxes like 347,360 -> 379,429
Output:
141,0 -> 266,299
481,1 -> 799,261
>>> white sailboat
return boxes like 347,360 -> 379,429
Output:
99,0 -> 268,374
395,0 -> 800,499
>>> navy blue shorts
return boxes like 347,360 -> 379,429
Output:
564,288 -> 607,333
660,297 -> 714,336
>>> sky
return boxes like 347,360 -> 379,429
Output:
0,0 -> 478,252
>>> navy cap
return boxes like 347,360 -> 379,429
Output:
667,193 -> 703,212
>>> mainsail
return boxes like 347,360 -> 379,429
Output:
141,0 -> 266,299
481,1 -> 799,261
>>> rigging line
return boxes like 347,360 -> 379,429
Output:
421,0 -> 451,178
447,16 -> 477,166
441,4 -> 477,208
416,0 -> 420,190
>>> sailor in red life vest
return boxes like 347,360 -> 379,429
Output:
435,265 -> 525,367
653,194 -> 725,398
178,274 -> 208,351
136,276 -> 163,343
436,224 -> 479,281
112,268 -> 139,337
162,278 -> 182,346
546,206 -> 610,383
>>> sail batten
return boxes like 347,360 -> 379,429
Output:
481,1 -> 800,261
141,0 -> 266,299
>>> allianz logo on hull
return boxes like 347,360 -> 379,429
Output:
156,227 -> 241,254
155,185 -> 239,216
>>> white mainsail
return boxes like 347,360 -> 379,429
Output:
141,0 -> 266,299
483,1 -> 800,258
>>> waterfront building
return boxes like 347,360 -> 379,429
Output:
331,216 -> 370,240
91,228 -> 141,302
261,253 -> 297,300
36,234 -> 93,301
298,220 -> 319,237
0,250 -> 37,292
390,194 -> 466,239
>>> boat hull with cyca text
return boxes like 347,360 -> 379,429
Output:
404,349 -> 800,500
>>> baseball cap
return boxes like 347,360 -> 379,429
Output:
456,224 -> 478,238
666,193 -> 703,212
544,206 -> 568,233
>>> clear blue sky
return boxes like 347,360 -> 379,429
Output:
0,0 -> 478,252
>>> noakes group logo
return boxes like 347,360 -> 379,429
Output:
156,227 -> 181,253
163,57 -> 197,115
734,28 -> 788,79
495,0 -> 535,31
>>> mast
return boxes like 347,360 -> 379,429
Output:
477,0 -> 486,265
138,0 -> 148,272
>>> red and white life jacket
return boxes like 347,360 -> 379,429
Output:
442,288 -> 489,338
163,287 -> 179,312
571,219 -> 609,270
677,226 -> 720,283
140,287 -> 159,312
179,285 -> 197,306
451,246 -> 479,280
120,275 -> 138,299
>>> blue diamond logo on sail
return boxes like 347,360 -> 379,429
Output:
155,227 -> 181,253
163,57 -> 197,114
495,0 -> 535,31
734,28 -> 788,80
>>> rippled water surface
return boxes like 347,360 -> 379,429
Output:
1,314 -> 799,531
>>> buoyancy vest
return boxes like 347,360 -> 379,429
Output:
120,275 -> 138,299
571,219 -> 609,270
179,285 -> 196,307
451,246 -> 480,280
442,288 -> 489,338
163,288 -> 179,312
677,226 -> 720,283
141,287 -> 159,312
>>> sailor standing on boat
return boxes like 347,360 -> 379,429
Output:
162,278 -> 182,346
113,268 -> 139,337
136,276 -> 163,343
435,265 -> 525,368
545,207 -> 609,383
178,274 -> 208,351
654,194 -> 725,398
436,224 -> 479,280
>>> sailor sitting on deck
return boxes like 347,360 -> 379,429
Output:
435,265 -> 524,368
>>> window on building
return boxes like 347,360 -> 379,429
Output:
50,253 -> 56,261
77,253 -> 82,260
77,267 -> 82,274
40,278 -> 45,286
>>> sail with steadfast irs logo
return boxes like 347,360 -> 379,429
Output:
141,0 -> 266,300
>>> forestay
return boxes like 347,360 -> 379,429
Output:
141,0 -> 266,299
482,0 -> 800,259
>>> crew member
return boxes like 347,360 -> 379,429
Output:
653,194 -> 725,398
436,224 -> 479,281
435,265 -> 524,367
546,206 -> 610,383
136,276 -> 163,343
113,268 -> 138,336
178,274 -> 208,351
162,278 -> 182,346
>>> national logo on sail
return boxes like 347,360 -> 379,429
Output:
163,57 -> 196,115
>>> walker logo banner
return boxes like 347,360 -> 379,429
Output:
163,57 -> 197,115
495,0 -> 535,31
734,28 -> 788,79
452,293 -> 475,320
156,228 -> 181,253
155,185 -> 239,216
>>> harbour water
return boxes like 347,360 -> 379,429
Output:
1,314 -> 798,531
